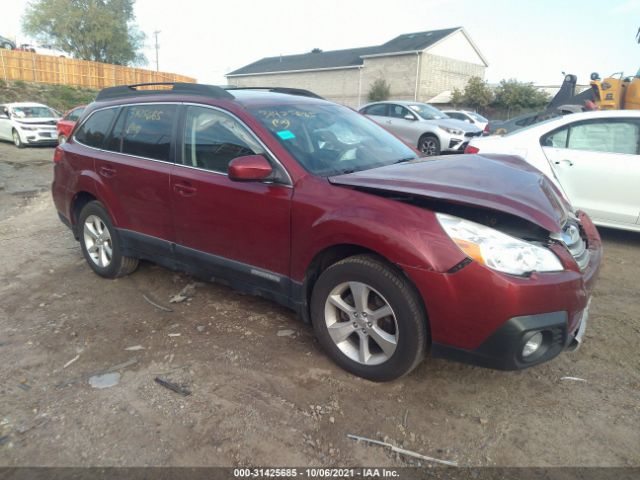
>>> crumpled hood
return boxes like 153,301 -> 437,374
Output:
328,154 -> 572,233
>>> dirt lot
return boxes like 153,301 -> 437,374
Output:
0,141 -> 639,468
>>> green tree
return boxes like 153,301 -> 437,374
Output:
450,87 -> 464,109
459,76 -> 493,111
492,79 -> 549,110
367,78 -> 391,102
23,0 -> 146,66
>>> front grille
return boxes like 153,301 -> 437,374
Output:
464,131 -> 482,137
562,220 -> 589,271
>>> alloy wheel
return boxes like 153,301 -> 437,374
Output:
83,215 -> 113,268
420,138 -> 438,156
324,281 -> 399,365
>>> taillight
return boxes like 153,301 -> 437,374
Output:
53,146 -> 64,164
483,124 -> 490,134
464,145 -> 480,154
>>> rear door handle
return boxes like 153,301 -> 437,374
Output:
98,166 -> 116,178
554,159 -> 574,166
173,183 -> 197,197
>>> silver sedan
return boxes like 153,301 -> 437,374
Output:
359,101 -> 482,155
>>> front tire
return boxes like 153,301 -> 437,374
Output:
78,201 -> 138,278
418,134 -> 440,156
311,255 -> 427,381
12,129 -> 25,149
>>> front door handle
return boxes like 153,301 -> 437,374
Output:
554,159 -> 574,167
173,183 -> 197,197
98,166 -> 116,178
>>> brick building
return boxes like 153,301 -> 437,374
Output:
226,27 -> 488,108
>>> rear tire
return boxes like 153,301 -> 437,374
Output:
12,129 -> 25,149
78,201 -> 138,278
311,255 -> 427,381
418,134 -> 440,156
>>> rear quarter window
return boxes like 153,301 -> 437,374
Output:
116,105 -> 177,161
74,108 -> 117,149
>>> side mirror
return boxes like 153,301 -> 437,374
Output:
403,114 -> 416,121
228,154 -> 273,182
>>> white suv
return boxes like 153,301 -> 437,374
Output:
0,103 -> 61,148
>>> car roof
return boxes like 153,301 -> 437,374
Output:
90,84 -> 330,110
556,109 -> 640,119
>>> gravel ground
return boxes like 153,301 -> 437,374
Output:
0,141 -> 639,468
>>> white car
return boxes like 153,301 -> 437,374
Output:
19,43 -> 69,57
0,102 -> 61,148
466,110 -> 640,232
442,109 -> 489,133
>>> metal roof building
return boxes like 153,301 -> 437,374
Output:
227,27 -> 488,107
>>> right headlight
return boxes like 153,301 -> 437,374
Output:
436,213 -> 564,276
440,126 -> 464,136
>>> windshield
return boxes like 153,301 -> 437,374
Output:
407,103 -> 449,120
249,103 -> 418,176
469,112 -> 487,122
11,106 -> 58,119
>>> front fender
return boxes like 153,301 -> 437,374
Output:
290,177 -> 466,281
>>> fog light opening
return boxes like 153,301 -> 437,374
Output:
522,332 -> 544,358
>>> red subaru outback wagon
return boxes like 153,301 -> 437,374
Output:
52,83 -> 602,381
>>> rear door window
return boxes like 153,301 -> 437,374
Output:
363,104 -> 388,116
119,105 -> 177,161
74,108 -> 117,148
567,120 -> 639,155
542,119 -> 640,154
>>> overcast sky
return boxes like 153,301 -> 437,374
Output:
3,0 -> 639,86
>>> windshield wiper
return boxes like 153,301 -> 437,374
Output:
394,156 -> 417,164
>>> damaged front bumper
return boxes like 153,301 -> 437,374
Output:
404,212 -> 602,371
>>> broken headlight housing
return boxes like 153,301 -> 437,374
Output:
436,213 -> 563,276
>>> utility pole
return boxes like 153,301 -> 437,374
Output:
153,30 -> 161,72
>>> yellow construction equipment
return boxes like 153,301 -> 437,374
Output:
590,70 -> 640,110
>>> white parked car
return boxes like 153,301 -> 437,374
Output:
466,110 -> 640,232
18,43 -> 69,57
360,101 -> 482,156
0,102 -> 61,148
442,109 -> 489,133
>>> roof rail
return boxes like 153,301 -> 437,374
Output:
95,82 -> 235,102
223,86 -> 324,100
